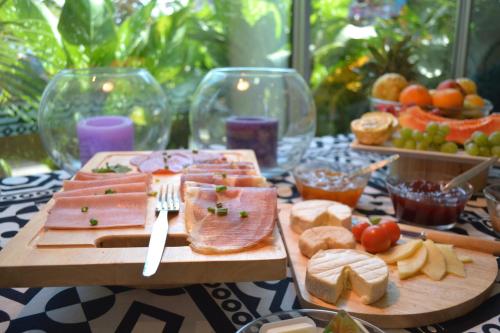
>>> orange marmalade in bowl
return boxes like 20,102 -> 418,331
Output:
293,160 -> 371,208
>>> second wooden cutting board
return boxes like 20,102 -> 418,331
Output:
278,204 -> 498,329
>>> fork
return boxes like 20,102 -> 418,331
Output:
142,183 -> 180,277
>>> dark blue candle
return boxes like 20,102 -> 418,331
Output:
226,116 -> 278,168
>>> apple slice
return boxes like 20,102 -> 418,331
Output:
397,245 -> 428,279
436,244 -> 465,277
377,239 -> 423,264
420,240 -> 446,281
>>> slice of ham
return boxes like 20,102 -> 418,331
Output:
180,174 -> 266,199
45,193 -> 148,229
183,169 -> 256,175
184,186 -> 277,254
131,150 -> 227,174
63,174 -> 149,191
54,182 -> 147,199
74,171 -> 135,181
186,162 -> 255,170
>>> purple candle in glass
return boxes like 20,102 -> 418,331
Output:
226,116 -> 278,168
77,115 -> 134,164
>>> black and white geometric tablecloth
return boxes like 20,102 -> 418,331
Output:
0,136 -> 498,333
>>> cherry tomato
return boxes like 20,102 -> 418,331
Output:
361,226 -> 391,254
379,220 -> 401,245
352,222 -> 371,242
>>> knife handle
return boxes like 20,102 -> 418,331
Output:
399,224 -> 500,255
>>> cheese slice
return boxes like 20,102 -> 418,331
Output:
306,249 -> 388,305
327,202 -> 352,229
259,317 -> 316,333
299,226 -> 356,258
290,200 -> 352,234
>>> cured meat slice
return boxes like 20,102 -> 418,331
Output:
184,186 -> 277,254
180,174 -> 266,199
183,169 -> 256,175
131,150 -> 227,174
54,182 -> 147,199
45,193 -> 148,229
74,171 -> 134,181
63,174 -> 149,191
186,162 -> 255,170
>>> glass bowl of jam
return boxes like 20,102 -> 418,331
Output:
293,158 -> 371,208
386,174 -> 473,230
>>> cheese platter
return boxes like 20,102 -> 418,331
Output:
0,150 -> 287,287
278,203 -> 498,329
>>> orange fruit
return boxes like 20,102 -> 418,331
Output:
432,89 -> 464,109
399,84 -> 432,106
464,94 -> 485,109
456,78 -> 477,95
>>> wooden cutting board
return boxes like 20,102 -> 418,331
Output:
278,204 -> 498,329
0,150 -> 287,287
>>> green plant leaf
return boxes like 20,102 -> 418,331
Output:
57,0 -> 117,63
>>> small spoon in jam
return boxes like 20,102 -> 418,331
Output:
346,154 -> 399,179
442,156 -> 498,191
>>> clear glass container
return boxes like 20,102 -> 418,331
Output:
236,309 -> 384,333
189,67 -> 316,176
38,68 -> 171,173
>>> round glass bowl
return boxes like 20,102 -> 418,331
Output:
386,173 -> 473,230
483,184 -> 500,232
190,67 -> 316,176
370,96 -> 493,119
236,309 -> 384,333
38,68 -> 171,173
293,158 -> 371,208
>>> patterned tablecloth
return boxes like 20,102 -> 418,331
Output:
0,136 -> 498,333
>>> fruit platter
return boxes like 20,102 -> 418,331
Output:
351,73 -> 499,189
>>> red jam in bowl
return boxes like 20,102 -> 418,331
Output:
387,179 -> 472,227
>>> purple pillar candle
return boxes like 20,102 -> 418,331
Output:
226,116 -> 278,168
77,116 -> 134,164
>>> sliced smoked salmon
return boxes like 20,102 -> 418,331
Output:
45,193 -> 148,229
54,182 -> 147,199
184,185 -> 277,254
63,174 -> 149,191
399,106 -> 500,144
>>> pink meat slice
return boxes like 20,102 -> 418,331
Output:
63,174 -> 149,191
180,174 -> 266,199
45,193 -> 148,229
54,182 -> 147,199
74,171 -> 135,181
184,186 -> 277,254
132,150 -> 228,173
186,162 -> 255,170
183,169 -> 256,175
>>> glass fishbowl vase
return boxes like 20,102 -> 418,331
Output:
38,68 -> 171,173
190,67 -> 316,176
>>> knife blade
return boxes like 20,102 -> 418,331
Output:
143,210 -> 169,277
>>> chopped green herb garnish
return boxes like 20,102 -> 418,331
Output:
221,173 -> 227,179
192,149 -> 198,154
89,218 -> 98,226
81,206 -> 89,213
148,191 -> 158,197
216,202 -> 223,208
92,163 -> 131,174
369,216 -> 381,225
207,207 -> 216,213
215,185 -> 227,193
104,189 -> 116,194
216,207 -> 228,216
239,211 -> 249,218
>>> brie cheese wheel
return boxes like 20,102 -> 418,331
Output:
326,202 -> 352,229
299,226 -> 356,258
290,200 -> 352,234
306,249 -> 388,305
